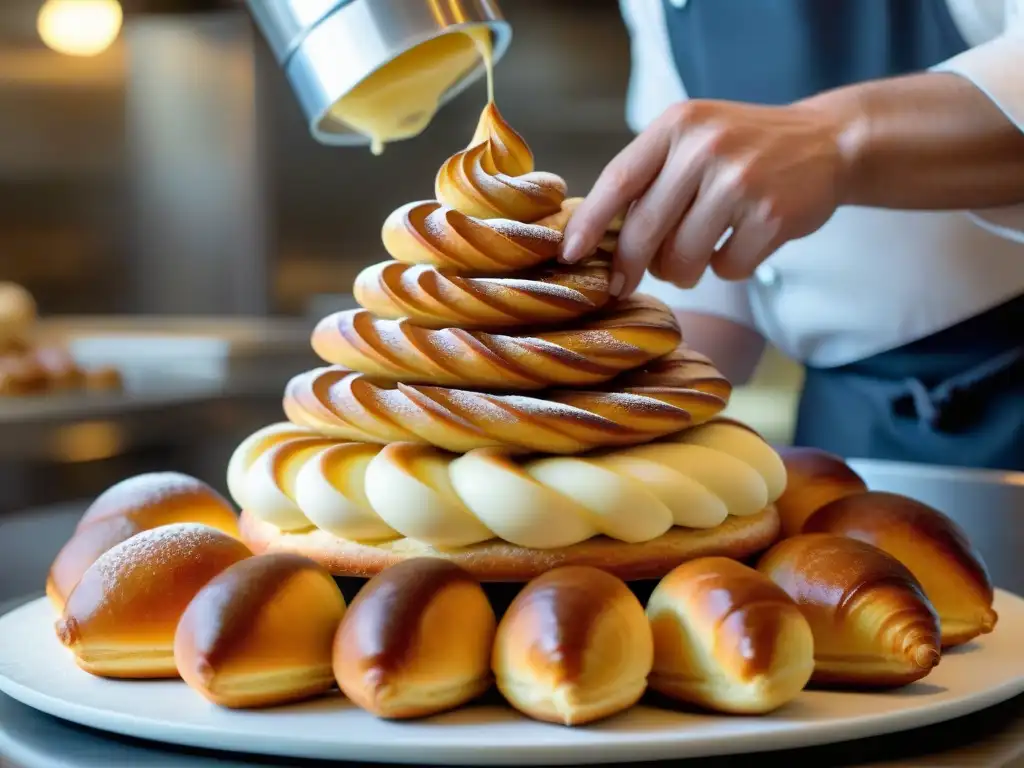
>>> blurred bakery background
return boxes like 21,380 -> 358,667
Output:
0,0 -> 803,523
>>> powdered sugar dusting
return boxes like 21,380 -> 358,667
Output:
475,278 -> 584,301
92,522 -> 223,590
488,218 -> 562,243
91,472 -> 206,515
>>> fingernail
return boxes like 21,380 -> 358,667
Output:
609,272 -> 625,297
560,234 -> 584,264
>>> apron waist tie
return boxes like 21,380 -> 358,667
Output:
892,348 -> 1024,434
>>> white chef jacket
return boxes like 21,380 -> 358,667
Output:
624,0 -> 1024,368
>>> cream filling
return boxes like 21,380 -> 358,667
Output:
229,421 -> 786,549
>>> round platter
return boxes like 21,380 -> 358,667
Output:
2,593 -> 1023,766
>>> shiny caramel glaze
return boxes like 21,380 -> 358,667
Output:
758,533 -> 940,687
174,552 -> 346,708
647,557 -> 814,714
803,491 -> 997,647
652,557 -> 801,680
774,448 -> 868,537
309,295 -> 681,390
492,565 -> 653,725
435,102 -> 566,222
75,472 -> 239,535
282,344 -> 729,454
332,557 -> 496,718
56,524 -> 252,679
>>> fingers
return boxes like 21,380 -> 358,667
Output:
611,143 -> 706,298
710,199 -> 784,280
654,172 -> 738,289
560,119 -> 674,266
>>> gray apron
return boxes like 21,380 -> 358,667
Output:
663,0 -> 1024,470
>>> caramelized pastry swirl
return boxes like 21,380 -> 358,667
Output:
228,419 -> 784,548
281,344 -> 730,454
352,259 -> 611,330
310,295 -> 681,390
435,103 -> 567,222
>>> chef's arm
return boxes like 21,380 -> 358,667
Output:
803,27 -> 1024,212
676,312 -> 766,386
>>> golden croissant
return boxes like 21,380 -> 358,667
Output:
310,295 -> 681,390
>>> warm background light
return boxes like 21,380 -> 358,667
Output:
37,0 -> 123,57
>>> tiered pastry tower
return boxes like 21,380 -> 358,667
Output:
228,103 -> 786,581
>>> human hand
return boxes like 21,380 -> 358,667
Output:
560,99 -> 856,297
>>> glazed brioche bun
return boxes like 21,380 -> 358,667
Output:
332,557 -> 496,719
238,505 -> 780,582
774,447 -> 868,537
758,533 -> 941,688
647,557 -> 814,714
47,472 -> 241,612
175,553 -> 347,709
803,491 -> 997,647
56,523 -> 252,678
492,565 -> 653,726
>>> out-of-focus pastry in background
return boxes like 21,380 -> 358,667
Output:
0,282 -> 122,396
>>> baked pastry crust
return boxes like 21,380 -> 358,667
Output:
238,505 -> 780,582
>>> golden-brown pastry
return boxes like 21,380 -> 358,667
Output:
332,557 -> 495,719
283,345 -> 729,454
310,296 -> 681,390
774,447 -> 868,537
647,557 -> 814,714
47,472 -> 241,611
56,523 -> 252,678
175,553 -> 346,708
240,506 -> 781,582
492,565 -> 653,726
757,533 -> 941,687
803,491 -> 997,647
0,281 -> 36,348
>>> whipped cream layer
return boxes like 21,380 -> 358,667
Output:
228,420 -> 786,550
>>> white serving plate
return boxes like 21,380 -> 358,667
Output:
1,593 -> 1023,766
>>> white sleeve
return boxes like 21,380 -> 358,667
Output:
636,270 -> 758,330
931,0 -> 1024,243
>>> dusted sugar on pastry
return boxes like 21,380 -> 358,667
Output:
56,523 -> 252,678
228,101 -> 789,583
47,472 -> 241,612
332,557 -> 496,719
647,557 -> 814,715
175,553 -> 347,709
758,533 -> 941,688
493,565 -> 653,726
803,491 -> 997,647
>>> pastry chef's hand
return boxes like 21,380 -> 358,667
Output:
560,99 -> 851,297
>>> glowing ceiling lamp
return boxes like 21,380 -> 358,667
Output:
37,0 -> 124,57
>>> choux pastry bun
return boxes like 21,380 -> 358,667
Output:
774,447 -> 868,537
803,491 -> 997,647
56,523 -> 252,678
47,472 -> 240,611
492,565 -> 653,726
332,557 -> 496,719
758,533 -> 941,688
647,557 -> 814,714
175,553 -> 347,709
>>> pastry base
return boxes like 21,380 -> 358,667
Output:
238,506 -> 780,582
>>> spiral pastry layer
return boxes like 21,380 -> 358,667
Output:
228,420 -> 787,549
435,103 -> 567,222
282,343 -> 730,454
353,259 -> 612,330
310,295 -> 681,390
